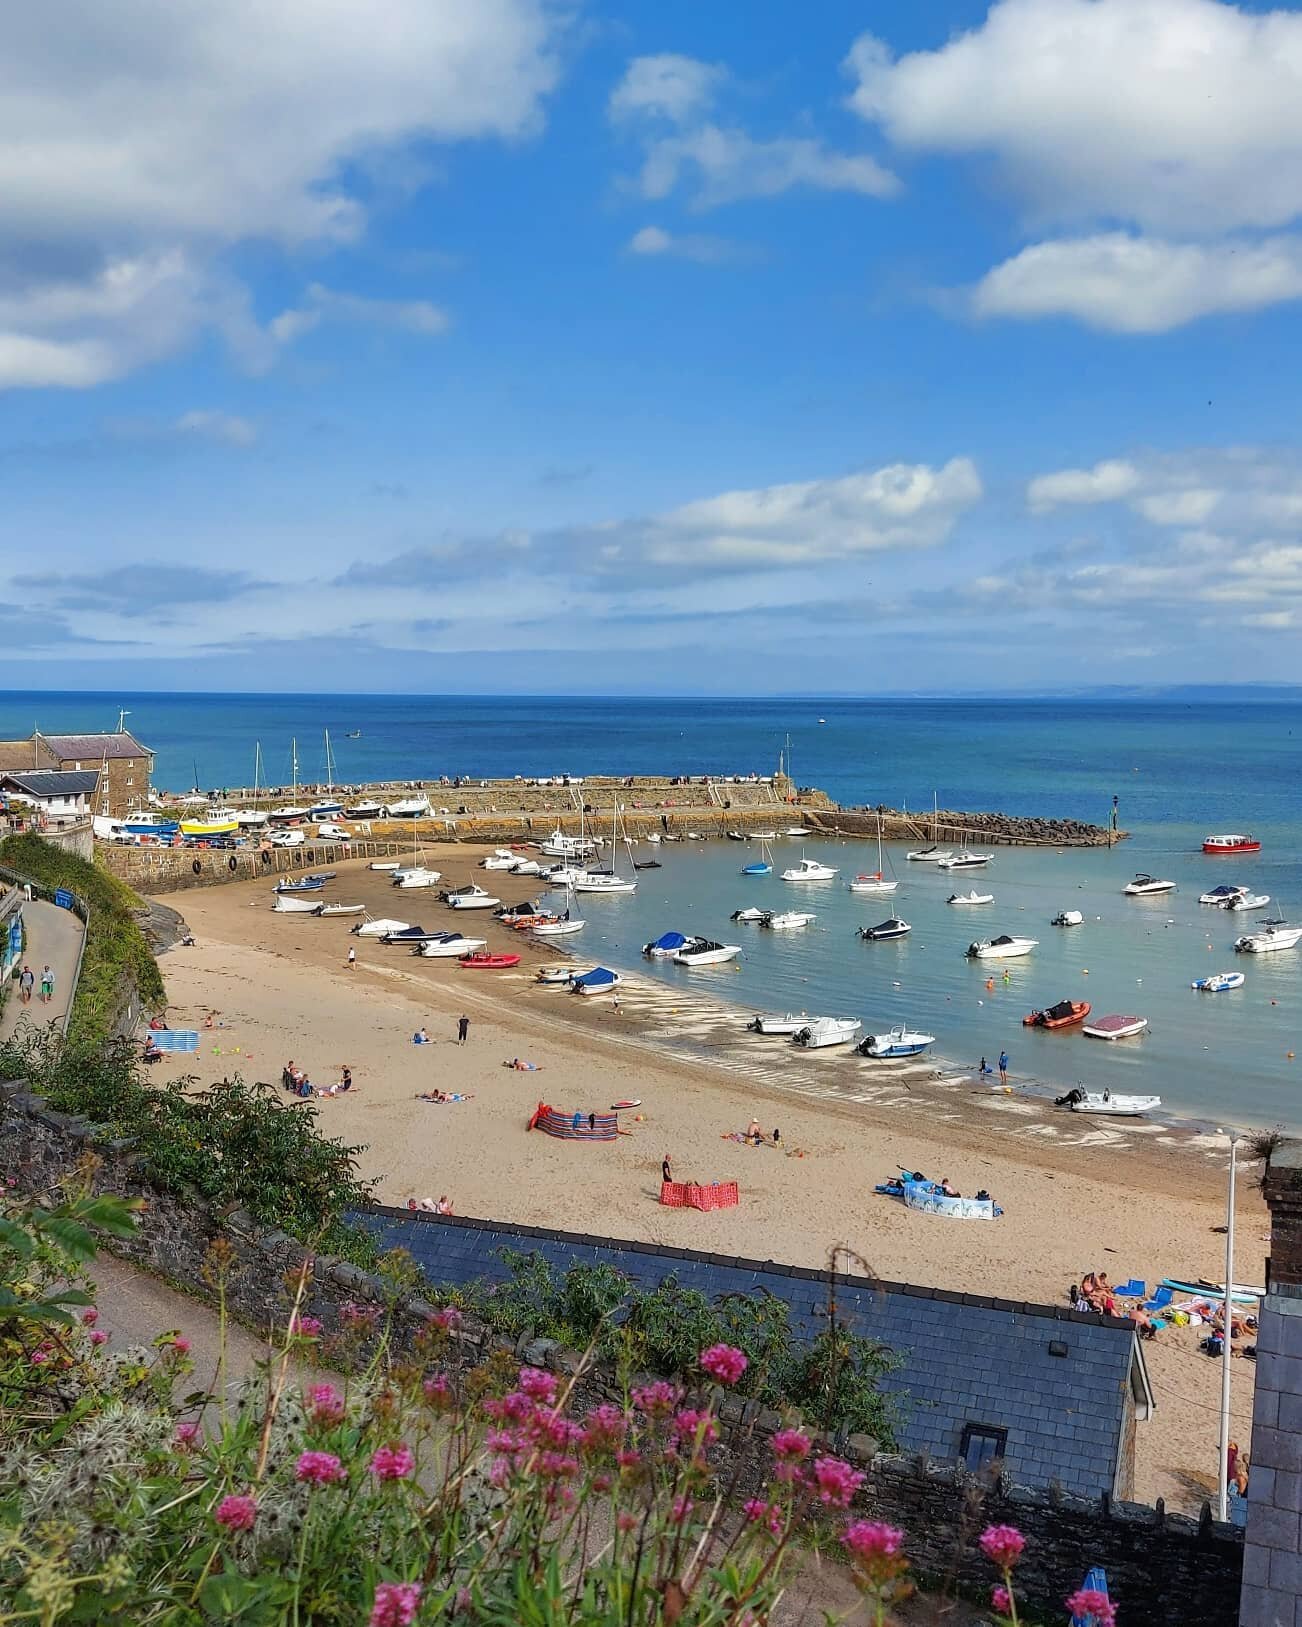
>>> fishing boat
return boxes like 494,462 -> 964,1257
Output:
859,917 -> 911,941
1192,971 -> 1245,992
1124,874 -> 1176,896
793,1016 -> 862,1049
571,966 -> 622,995
315,903 -> 364,917
1199,884 -> 1247,906
761,911 -> 816,929
1236,921 -> 1302,953
1051,909 -> 1084,926
937,850 -> 992,870
849,811 -> 898,893
459,952 -> 520,970
858,1026 -> 936,1058
272,894 -> 327,913
673,939 -> 742,966
180,817 -> 240,839
644,931 -> 690,958
539,829 -> 597,858
351,916 -> 410,937
1203,834 -> 1261,854
966,935 -> 1037,959
781,856 -> 837,881
741,839 -> 774,876
947,890 -> 994,906
1023,1000 -> 1091,1030
393,867 -> 442,889
747,1012 -> 810,1035
731,906 -> 767,923
536,966 -> 575,986
446,885 -> 501,911
1082,1013 -> 1148,1040
118,811 -> 180,838
275,876 -> 325,893
1226,892 -> 1271,912
419,936 -> 488,957
1058,1087 -> 1161,1117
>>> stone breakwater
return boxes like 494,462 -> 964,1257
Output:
0,1079 -> 1241,1624
808,806 -> 1123,848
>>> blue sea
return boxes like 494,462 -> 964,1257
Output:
5,690 -> 1301,1127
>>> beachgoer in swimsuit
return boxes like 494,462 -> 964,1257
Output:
998,1050 -> 1008,1084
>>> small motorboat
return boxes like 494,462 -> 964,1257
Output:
646,832 -> 662,843
1051,909 -> 1084,927
571,966 -> 622,995
495,900 -> 546,922
351,916 -> 410,937
1058,1087 -> 1160,1117
726,830 -> 748,842
1192,971 -> 1245,992
858,1026 -> 935,1058
761,910 -> 815,929
1203,834 -> 1261,854
275,876 -> 325,893
419,935 -> 488,957
1082,1013 -> 1148,1040
482,848 -> 521,870
747,1012 -> 810,1035
1124,874 -> 1176,896
849,873 -> 898,894
859,917 -> 911,941
1200,884 -> 1247,906
673,939 -> 742,966
947,890 -> 994,906
784,826 -> 813,837
633,859 -> 663,870
536,966 -> 574,986
644,930 -> 690,957
1023,999 -> 1091,1030
937,852 -> 992,870
302,872 -> 336,884
1236,922 -> 1302,953
380,925 -> 441,944
315,903 -> 364,917
368,860 -> 400,871
906,845 -> 951,863
392,867 -> 442,889
272,894 -> 327,913
731,907 -> 767,923
966,935 -> 1037,959
348,802 -> 387,820
509,858 -> 548,877
530,917 -> 586,936
781,856 -> 837,881
459,952 -> 521,969
792,1016 -> 862,1049
447,886 -> 502,911
1226,892 -> 1271,912
750,830 -> 778,840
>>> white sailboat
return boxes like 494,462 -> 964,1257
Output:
849,811 -> 898,893
270,737 -> 310,822
908,794 -> 951,863
574,801 -> 637,893
235,742 -> 268,827
393,820 -> 441,888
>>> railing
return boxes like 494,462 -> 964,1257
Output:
0,860 -> 90,1037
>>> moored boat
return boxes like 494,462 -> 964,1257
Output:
644,931 -> 690,957
530,916 -> 586,936
1051,909 -> 1084,926
937,851 -> 992,870
1082,1013 -> 1148,1040
792,1016 -> 861,1049
1058,1087 -> 1160,1117
1023,999 -> 1091,1030
731,907 -> 766,922
947,890 -> 994,905
1200,884 -> 1247,906
1203,833 -> 1261,854
673,939 -> 742,966
571,966 -> 622,995
966,935 -> 1037,959
859,917 -> 911,941
747,1012 -> 810,1035
1226,892 -> 1271,912
761,910 -> 815,929
1192,971 -> 1245,992
906,845 -> 951,863
1124,874 -> 1176,896
1235,921 -> 1302,954
781,856 -> 837,881
392,867 -> 442,889
445,885 -> 500,910
858,1025 -> 935,1058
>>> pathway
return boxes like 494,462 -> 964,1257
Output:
0,896 -> 84,1043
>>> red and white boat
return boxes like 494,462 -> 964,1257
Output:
1203,834 -> 1261,854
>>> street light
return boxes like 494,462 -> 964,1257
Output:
1216,1127 -> 1241,1522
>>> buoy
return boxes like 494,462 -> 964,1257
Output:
1082,968 -> 1089,974
1289,1052 -> 1296,1060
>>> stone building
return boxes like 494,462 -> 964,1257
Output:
0,731 -> 152,818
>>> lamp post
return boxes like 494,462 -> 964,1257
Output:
1216,1127 -> 1241,1522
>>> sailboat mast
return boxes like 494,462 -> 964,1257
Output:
291,738 -> 299,801
253,741 -> 262,808
324,729 -> 334,791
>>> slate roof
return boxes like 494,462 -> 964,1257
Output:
352,1206 -> 1150,1500
0,770 -> 99,798
39,732 -> 150,762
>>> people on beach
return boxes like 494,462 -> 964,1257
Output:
662,1154 -> 673,1184
18,965 -> 33,1004
772,1127 -> 781,1146
415,1090 -> 473,1103
40,965 -> 54,1004
504,1057 -> 542,1070
998,1050 -> 1009,1084
347,947 -> 356,969
457,1014 -> 470,1044
143,1034 -> 162,1063
978,1056 -> 992,1076
413,1027 -> 430,1044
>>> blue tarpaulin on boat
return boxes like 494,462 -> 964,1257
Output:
647,932 -> 687,951
573,966 -> 618,990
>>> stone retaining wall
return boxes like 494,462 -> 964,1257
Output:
0,1079 -> 1242,1623
100,838 -> 406,894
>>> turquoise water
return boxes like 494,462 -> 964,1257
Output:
3,689 -> 1300,1125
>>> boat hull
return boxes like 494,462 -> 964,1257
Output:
1203,836 -> 1260,854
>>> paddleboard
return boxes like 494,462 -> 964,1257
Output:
611,1099 -> 641,1110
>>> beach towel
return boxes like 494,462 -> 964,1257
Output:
148,1030 -> 199,1053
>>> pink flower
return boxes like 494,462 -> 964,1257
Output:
296,1450 -> 347,1486
979,1525 -> 1026,1570
422,1374 -> 452,1411
214,1493 -> 257,1532
617,1511 -> 638,1533
743,1498 -> 785,1537
581,1402 -> 626,1456
175,1421 -> 201,1448
670,1494 -> 694,1525
631,1379 -> 680,1416
699,1343 -> 748,1385
672,1408 -> 719,1447
771,1428 -> 811,1461
169,1336 -> 191,1356
290,1314 -> 323,1339
341,1300 -> 381,1329
1064,1589 -> 1115,1627
842,1521 -> 904,1562
308,1384 -> 346,1426
81,1308 -> 99,1327
811,1455 -> 865,1508
29,1347 -> 51,1366
991,1584 -> 1012,1615
370,1442 -> 415,1481
518,1367 -> 557,1403
369,1581 -> 423,1627
89,1329 -> 109,1346
431,1306 -> 462,1331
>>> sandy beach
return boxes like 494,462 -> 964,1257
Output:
150,852 -> 1267,1511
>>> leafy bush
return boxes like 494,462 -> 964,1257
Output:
0,832 -> 165,1045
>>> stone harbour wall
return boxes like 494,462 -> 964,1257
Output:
0,1079 -> 1242,1622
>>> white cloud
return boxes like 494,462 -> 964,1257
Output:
972,233 -> 1302,333
175,410 -> 256,448
0,0 -> 561,386
1027,460 -> 1140,512
270,283 -> 450,345
846,0 -> 1302,236
626,225 -> 743,264
609,55 -> 722,125
637,124 -> 898,208
1134,489 -> 1221,527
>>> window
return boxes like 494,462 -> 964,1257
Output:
125,778 -> 134,787
960,1423 -> 1008,1473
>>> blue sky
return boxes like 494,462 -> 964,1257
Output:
4,0 -> 1302,693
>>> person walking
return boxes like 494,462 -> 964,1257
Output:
347,946 -> 356,970
662,1153 -> 673,1184
457,1014 -> 470,1045
40,964 -> 54,1005
18,965 -> 34,1004
998,1049 -> 1009,1085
